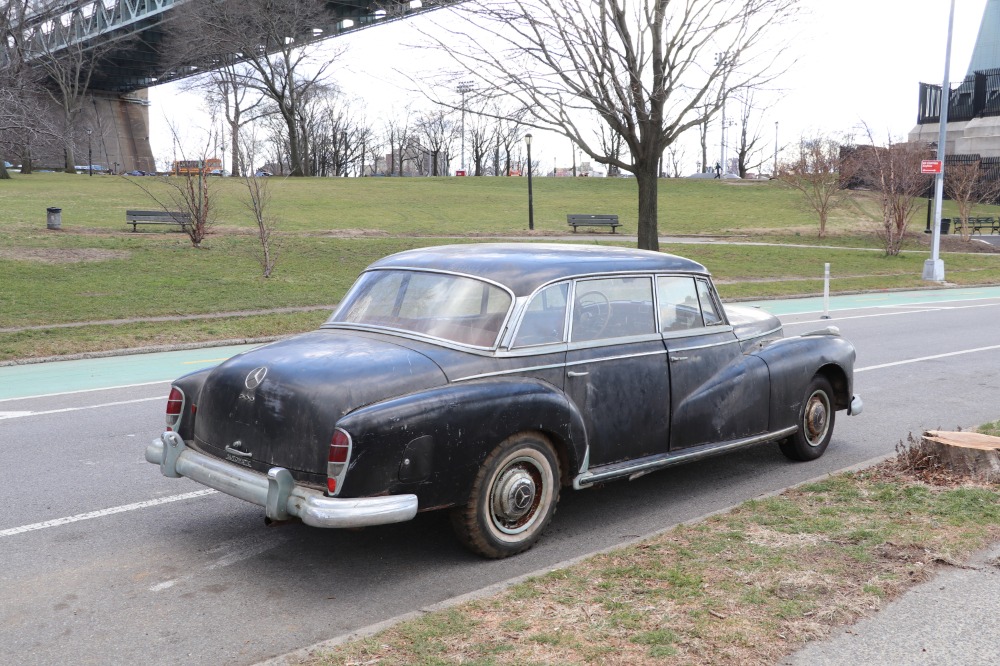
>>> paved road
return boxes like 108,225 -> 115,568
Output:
1,288 -> 999,665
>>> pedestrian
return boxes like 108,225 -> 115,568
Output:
714,162 -> 722,179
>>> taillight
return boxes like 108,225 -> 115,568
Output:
165,387 -> 185,431
327,428 -> 352,495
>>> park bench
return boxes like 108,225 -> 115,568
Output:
125,209 -> 191,232
567,214 -> 621,233
972,216 -> 1000,235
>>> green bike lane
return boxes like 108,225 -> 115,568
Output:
3,285 -> 1000,402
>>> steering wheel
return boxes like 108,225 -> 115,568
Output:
575,291 -> 611,339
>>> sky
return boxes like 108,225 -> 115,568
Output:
147,0 -> 991,175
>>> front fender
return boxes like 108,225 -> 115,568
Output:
756,334 -> 856,432
335,378 -> 587,509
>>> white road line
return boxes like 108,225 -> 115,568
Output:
0,396 -> 164,420
0,379 -> 170,404
0,490 -> 217,538
856,344 -> 1000,373
782,301 -> 1000,327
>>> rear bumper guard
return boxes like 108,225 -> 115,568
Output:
146,432 -> 418,528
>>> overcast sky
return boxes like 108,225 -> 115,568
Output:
148,0 -> 990,174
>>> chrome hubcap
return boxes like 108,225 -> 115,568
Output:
492,466 -> 537,525
804,391 -> 830,446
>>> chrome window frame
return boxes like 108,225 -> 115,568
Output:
322,267 -> 516,352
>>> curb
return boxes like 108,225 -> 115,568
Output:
256,452 -> 897,665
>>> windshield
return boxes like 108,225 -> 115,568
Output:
326,270 -> 513,348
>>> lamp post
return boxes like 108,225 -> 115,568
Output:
773,121 -> 779,177
457,81 -> 473,174
525,133 -> 534,231
86,127 -> 93,177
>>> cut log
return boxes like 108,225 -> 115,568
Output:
920,431 -> 1000,482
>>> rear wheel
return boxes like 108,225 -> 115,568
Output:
451,433 -> 560,559
779,375 -> 836,461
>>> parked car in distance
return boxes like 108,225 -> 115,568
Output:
209,169 -> 231,177
254,169 -> 272,177
147,244 -> 862,558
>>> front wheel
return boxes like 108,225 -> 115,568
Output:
451,433 -> 560,559
779,375 -> 836,462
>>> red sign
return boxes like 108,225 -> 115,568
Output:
921,160 -> 943,174
455,170 -> 467,177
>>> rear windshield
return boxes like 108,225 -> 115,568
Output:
326,270 -> 513,348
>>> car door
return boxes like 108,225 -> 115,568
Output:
658,275 -> 770,450
563,275 -> 671,466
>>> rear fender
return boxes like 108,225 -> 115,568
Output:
335,378 -> 587,509
168,367 -> 213,441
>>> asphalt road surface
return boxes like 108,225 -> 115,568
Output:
2,287 -> 999,665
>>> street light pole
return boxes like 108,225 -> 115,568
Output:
923,0 -> 955,282
457,81 -> 473,174
86,127 -> 93,177
773,121 -> 779,177
525,133 -> 534,231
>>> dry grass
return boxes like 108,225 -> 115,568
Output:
302,453 -> 1000,666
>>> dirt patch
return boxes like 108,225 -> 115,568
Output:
0,248 -> 131,263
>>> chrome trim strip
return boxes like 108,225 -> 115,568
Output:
321,323 -> 499,355
147,433 -> 418,528
572,426 -> 798,489
668,337 -> 741,353
660,324 -> 734,341
454,348 -> 668,382
734,326 -> 783,342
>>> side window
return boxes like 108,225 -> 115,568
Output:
696,279 -> 724,326
656,276 -> 703,332
571,276 -> 654,342
513,282 -> 569,347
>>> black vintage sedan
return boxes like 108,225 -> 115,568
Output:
147,244 -> 862,558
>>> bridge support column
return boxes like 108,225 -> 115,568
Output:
87,90 -> 156,173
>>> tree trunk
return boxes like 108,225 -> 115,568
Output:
635,167 -> 659,251
65,145 -> 77,174
920,431 -> 1000,482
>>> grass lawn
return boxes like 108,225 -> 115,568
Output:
301,441 -> 1000,666
2,173 -> 1000,361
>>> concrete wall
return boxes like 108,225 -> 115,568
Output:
910,116 -> 1000,158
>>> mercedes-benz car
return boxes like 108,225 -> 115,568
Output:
147,244 -> 862,558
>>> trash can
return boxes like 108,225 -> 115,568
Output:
46,207 -> 62,230
941,219 -> 951,235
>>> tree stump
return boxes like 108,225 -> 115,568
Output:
921,431 -> 1000,482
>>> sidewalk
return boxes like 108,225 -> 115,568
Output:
783,542 -> 1000,665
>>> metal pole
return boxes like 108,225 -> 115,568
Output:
923,0 -> 955,282
457,81 -> 473,174
774,121 -> 779,176
87,128 -> 92,177
525,134 -> 534,230
821,263 -> 831,319
720,103 -> 726,175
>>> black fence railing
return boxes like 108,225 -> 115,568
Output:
918,68 -> 1000,124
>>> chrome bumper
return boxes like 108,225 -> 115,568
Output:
848,394 -> 863,416
146,432 -> 418,528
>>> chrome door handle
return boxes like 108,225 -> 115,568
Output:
225,445 -> 252,458
567,371 -> 589,377
669,356 -> 688,362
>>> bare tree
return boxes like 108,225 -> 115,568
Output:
384,109 -> 413,176
665,144 -> 685,177
776,135 -> 855,238
732,91 -> 768,178
417,109 -> 457,176
171,0 -> 337,176
239,131 -> 279,276
188,63 -> 268,177
425,0 -> 798,249
854,128 -> 931,256
126,123 -> 219,248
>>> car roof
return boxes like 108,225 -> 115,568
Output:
367,243 -> 709,297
